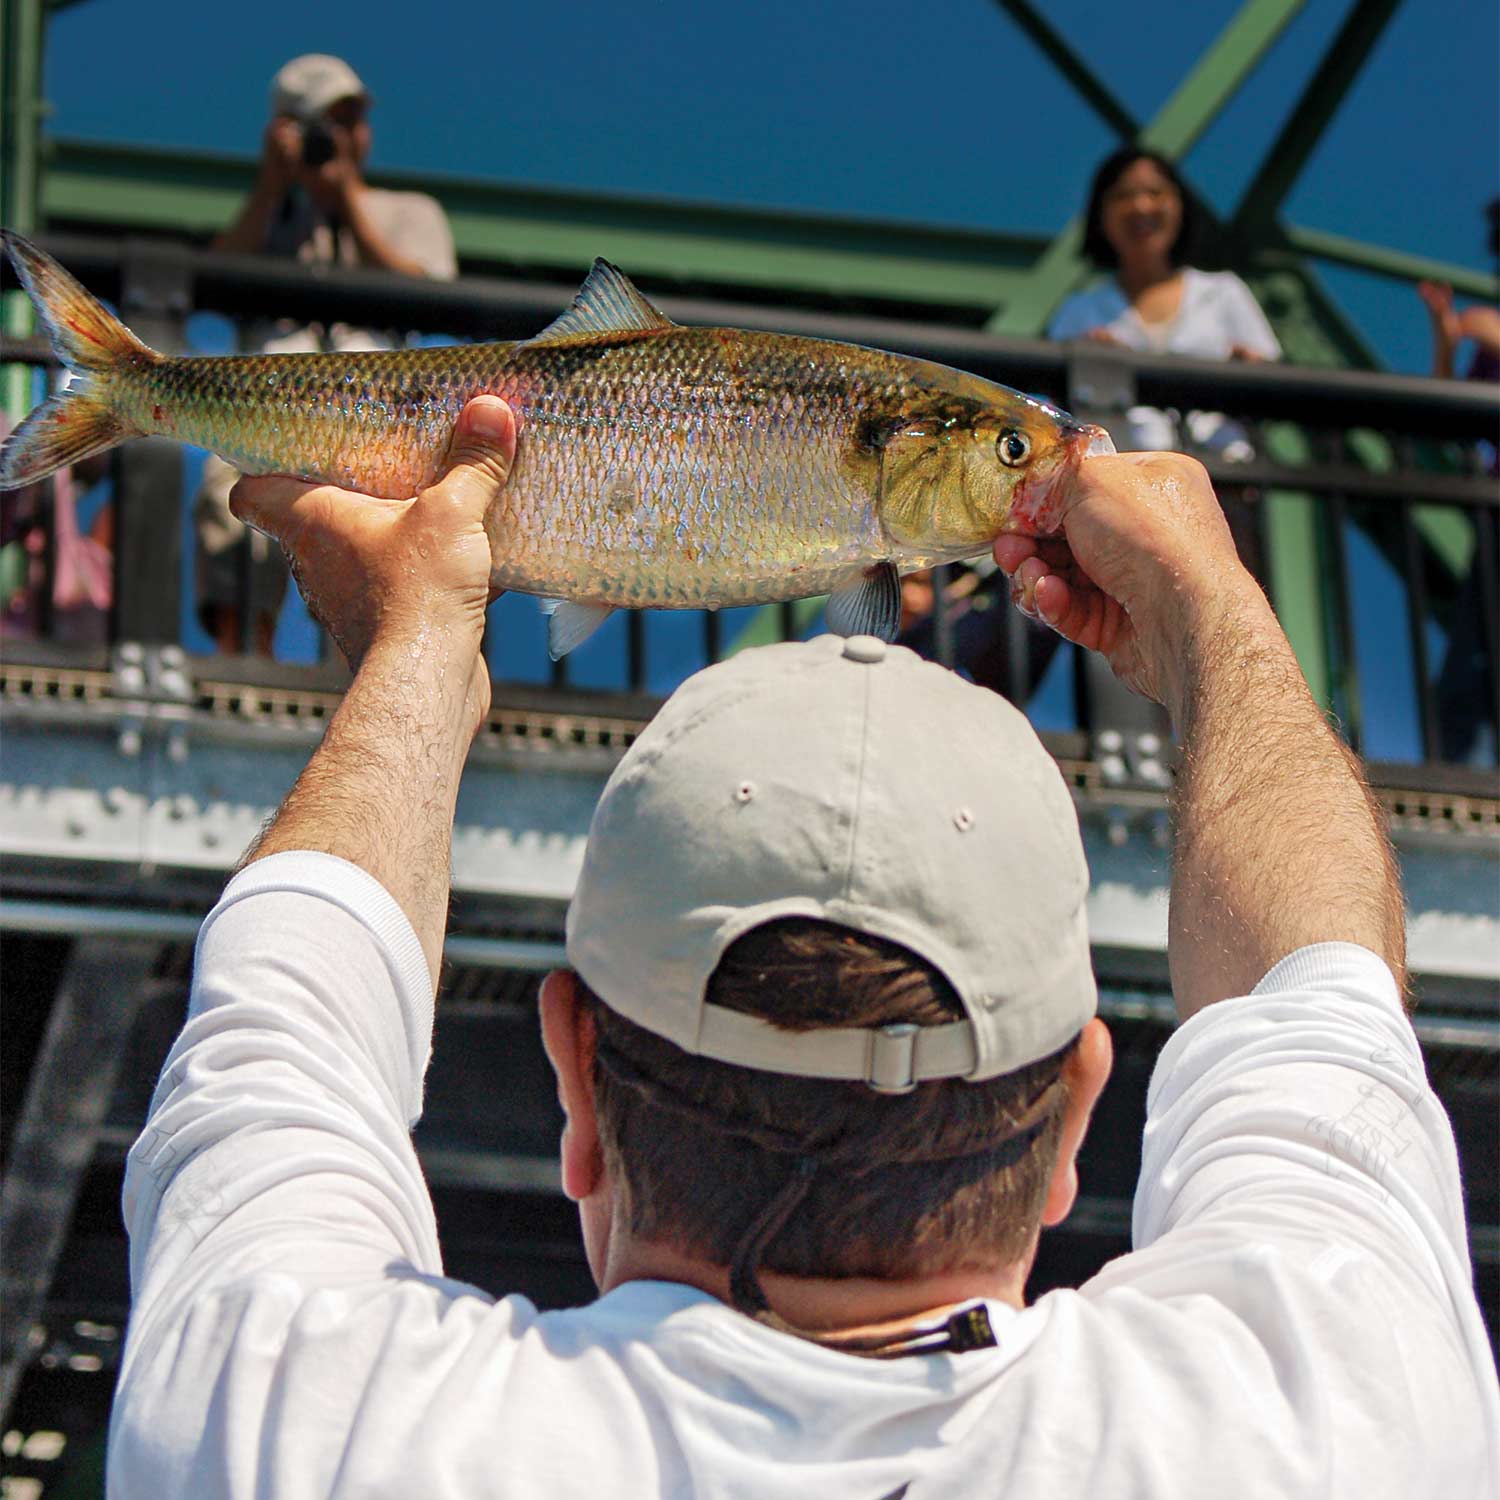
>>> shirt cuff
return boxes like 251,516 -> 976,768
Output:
1250,941 -> 1401,1010
1146,941 -> 1408,1117
199,852 -> 434,1093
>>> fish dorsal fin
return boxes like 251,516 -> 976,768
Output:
523,260 -> 675,347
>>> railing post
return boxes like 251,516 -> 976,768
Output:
1065,347 -> 1174,782
110,240 -> 192,647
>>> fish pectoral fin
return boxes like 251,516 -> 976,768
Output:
541,598 -> 616,660
522,260 -> 676,348
826,561 -> 901,642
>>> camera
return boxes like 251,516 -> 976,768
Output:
301,120 -> 337,168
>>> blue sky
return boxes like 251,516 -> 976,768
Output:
43,0 -> 1499,373
33,0 -> 1499,753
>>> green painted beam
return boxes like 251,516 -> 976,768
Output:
39,137 -> 1049,312
984,220 -> 1089,335
1232,0 -> 1402,232
3,0 -> 46,421
992,0 -> 1140,139
1263,487 -> 1334,711
1141,0 -> 1306,158
1243,254 -> 1383,368
1281,223 -> 1500,299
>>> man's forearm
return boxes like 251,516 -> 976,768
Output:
213,178 -> 285,255
243,630 -> 485,986
1167,584 -> 1405,1020
340,186 -> 429,278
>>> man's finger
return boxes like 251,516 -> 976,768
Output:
995,535 -> 1073,575
229,474 -> 323,536
993,535 -> 1039,575
432,396 -> 518,519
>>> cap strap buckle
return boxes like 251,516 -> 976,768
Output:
866,1022 -> 919,1094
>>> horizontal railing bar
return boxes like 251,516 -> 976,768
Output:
1,334 -> 57,366
5,901 -> 1492,1049
0,898 -> 569,969
10,232 -> 1499,442
5,637 -> 1495,808
1197,458 -> 1498,510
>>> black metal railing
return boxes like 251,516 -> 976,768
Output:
2,232 -> 1496,781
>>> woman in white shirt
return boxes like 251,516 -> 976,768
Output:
1049,148 -> 1280,455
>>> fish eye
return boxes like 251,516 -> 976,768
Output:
997,429 -> 1031,468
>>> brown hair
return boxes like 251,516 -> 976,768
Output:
579,918 -> 1078,1286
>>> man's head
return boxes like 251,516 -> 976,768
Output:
547,635 -> 1109,1315
269,54 -> 371,166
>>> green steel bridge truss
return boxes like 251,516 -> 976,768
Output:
5,0 -> 1497,360
3,0 -> 1498,710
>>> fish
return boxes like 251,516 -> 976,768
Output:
0,231 -> 1108,657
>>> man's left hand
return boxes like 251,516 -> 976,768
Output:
228,396 -> 517,671
301,122 -> 363,214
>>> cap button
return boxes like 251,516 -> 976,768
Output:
842,634 -> 888,664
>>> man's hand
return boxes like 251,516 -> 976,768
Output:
995,452 -> 1264,718
259,115 -> 303,196
234,396 -> 518,985
998,450 -> 1405,1015
300,120 -> 364,217
1417,280 -> 1459,333
230,395 -> 515,672
213,116 -> 303,253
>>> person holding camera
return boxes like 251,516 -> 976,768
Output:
194,55 -> 456,655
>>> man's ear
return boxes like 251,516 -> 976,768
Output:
1039,1018 -> 1113,1229
539,970 -> 605,1203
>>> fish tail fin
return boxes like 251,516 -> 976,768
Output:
0,230 -> 156,488
4,230 -> 157,375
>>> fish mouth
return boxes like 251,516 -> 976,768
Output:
1062,418 -> 1115,460
1004,421 -> 1114,535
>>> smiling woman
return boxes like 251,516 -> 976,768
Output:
1048,146 -> 1281,456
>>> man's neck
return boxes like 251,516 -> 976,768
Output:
602,1237 -> 1030,1332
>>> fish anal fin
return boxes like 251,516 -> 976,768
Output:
542,598 -> 617,659
826,561 -> 901,642
523,260 -> 675,348
0,392 -> 125,490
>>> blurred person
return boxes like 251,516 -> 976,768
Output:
0,414 -> 111,643
1419,279 -> 1500,383
1049,147 -> 1280,457
195,53 -> 456,656
1419,197 -> 1500,763
895,560 -> 1060,704
105,396 -> 1498,1496
1417,198 -> 1500,384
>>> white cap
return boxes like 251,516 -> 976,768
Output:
269,54 -> 368,121
566,635 -> 1096,1088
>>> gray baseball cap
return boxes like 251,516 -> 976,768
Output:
566,634 -> 1096,1089
270,54 -> 368,122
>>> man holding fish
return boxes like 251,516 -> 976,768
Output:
89,377 -> 1498,1493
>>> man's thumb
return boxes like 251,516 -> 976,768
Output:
438,396 -> 517,511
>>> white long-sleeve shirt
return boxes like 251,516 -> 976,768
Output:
109,852 -> 1500,1498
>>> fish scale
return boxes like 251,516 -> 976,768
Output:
0,234 -> 1094,652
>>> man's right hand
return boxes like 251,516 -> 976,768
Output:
259,115 -> 303,194
995,452 -> 1268,722
997,450 -> 1405,1013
